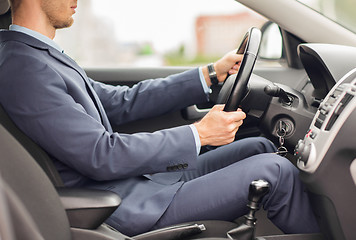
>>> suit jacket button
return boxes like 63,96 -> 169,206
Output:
166,166 -> 172,171
173,165 -> 179,171
178,164 -> 183,170
183,163 -> 188,169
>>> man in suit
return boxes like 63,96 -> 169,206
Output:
0,0 -> 320,236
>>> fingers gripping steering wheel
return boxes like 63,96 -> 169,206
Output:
217,27 -> 262,112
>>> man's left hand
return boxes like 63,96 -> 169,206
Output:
203,50 -> 243,86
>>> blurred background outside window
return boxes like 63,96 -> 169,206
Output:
55,0 -> 267,68
55,0 -> 356,68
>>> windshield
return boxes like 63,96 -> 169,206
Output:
298,0 -> 356,33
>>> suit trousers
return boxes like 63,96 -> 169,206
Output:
152,137 -> 320,234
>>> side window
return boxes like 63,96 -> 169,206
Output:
55,0 -> 267,68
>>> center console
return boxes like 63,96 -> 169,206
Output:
294,69 -> 356,240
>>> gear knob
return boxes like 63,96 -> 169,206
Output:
243,179 -> 270,228
227,180 -> 270,239
248,180 -> 270,208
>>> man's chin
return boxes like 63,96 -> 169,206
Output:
54,19 -> 74,30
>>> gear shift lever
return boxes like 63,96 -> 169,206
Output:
227,180 -> 270,240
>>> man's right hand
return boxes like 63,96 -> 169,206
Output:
193,105 -> 246,146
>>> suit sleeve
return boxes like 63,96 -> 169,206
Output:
0,52 -> 202,182
88,68 -> 208,126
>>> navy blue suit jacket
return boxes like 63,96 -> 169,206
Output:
0,30 -> 208,235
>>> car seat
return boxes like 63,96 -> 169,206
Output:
0,123 -> 241,240
0,104 -> 64,186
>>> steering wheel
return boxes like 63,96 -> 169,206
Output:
217,27 -> 262,112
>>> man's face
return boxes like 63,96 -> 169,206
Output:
41,0 -> 77,29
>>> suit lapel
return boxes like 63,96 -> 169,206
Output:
48,49 -> 113,132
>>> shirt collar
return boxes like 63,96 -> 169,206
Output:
9,24 -> 63,53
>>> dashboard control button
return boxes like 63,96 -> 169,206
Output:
310,131 -> 317,139
314,118 -> 323,128
294,139 -> 311,165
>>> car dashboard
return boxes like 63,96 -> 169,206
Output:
244,43 -> 356,240
256,44 -> 356,150
296,67 -> 356,240
267,43 -> 356,240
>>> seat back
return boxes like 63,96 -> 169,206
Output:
0,104 -> 64,186
0,177 -> 45,240
0,0 -> 63,186
0,124 -> 72,240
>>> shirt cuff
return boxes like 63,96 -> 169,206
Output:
189,124 -> 201,155
199,67 -> 211,96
